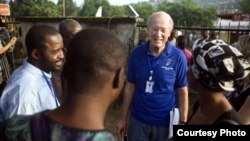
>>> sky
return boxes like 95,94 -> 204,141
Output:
50,0 -> 149,6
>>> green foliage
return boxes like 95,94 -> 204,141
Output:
0,0 -> 7,3
10,0 -> 60,17
58,0 -> 79,17
131,2 -> 154,23
158,2 -> 181,25
79,0 -> 127,17
7,0 -> 217,27
180,0 -> 199,9
157,1 -> 216,27
109,6 -> 126,16
240,0 -> 250,13
79,0 -> 111,16
101,0 -> 111,16
202,6 -> 217,27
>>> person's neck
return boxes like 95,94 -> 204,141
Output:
199,92 -> 230,109
197,88 -> 233,117
149,45 -> 165,57
47,92 -> 109,130
189,90 -> 233,124
27,59 -> 50,73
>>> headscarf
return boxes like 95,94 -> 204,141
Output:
191,39 -> 250,91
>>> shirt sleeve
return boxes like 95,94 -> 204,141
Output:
175,51 -> 188,88
0,85 -> 20,120
126,49 -> 136,83
1,85 -> 40,120
16,88 -> 40,115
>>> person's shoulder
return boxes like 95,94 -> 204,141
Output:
6,62 -> 33,84
1,115 -> 32,140
7,63 -> 42,88
168,43 -> 180,52
168,44 -> 186,58
6,114 -> 32,124
192,38 -> 203,50
213,109 -> 241,125
3,70 -> 36,96
184,49 -> 192,56
133,43 -> 147,51
87,130 -> 116,141
45,126 -> 116,141
216,119 -> 240,125
29,111 -> 116,141
130,42 -> 147,57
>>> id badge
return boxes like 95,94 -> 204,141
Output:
145,81 -> 154,93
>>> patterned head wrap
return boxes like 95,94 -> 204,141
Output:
191,39 -> 250,91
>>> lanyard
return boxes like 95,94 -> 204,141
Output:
147,52 -> 168,81
147,54 -> 162,81
41,71 -> 59,107
147,53 -> 166,71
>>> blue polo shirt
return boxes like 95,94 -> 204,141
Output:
127,42 -> 188,126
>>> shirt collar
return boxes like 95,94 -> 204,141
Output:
23,59 -> 52,79
143,41 -> 173,57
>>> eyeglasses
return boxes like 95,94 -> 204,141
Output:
149,27 -> 168,34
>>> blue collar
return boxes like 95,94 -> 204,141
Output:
143,41 -> 174,58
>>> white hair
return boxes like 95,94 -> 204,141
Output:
147,11 -> 174,32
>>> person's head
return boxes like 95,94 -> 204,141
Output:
168,29 -> 176,41
147,11 -> 174,49
176,35 -> 187,49
62,27 -> 127,102
188,39 -> 250,93
201,28 -> 209,39
237,35 -> 250,62
210,31 -> 219,40
59,19 -> 84,49
25,24 -> 64,73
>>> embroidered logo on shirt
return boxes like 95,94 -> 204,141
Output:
166,59 -> 173,66
162,59 -> 173,70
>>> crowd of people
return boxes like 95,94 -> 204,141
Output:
0,11 -> 248,141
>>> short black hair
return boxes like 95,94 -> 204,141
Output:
59,19 -> 85,34
25,24 -> 60,59
177,35 -> 187,49
59,19 -> 85,50
63,27 -> 127,94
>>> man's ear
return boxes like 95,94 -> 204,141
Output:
113,68 -> 125,89
31,49 -> 40,60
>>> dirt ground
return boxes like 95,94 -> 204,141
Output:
104,90 -> 198,141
